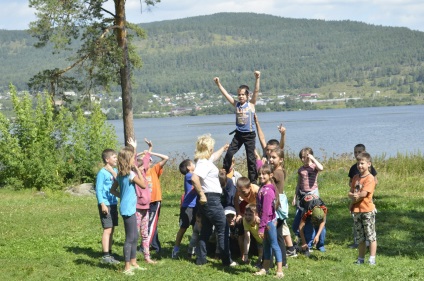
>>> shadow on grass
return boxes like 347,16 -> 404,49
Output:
64,246 -> 100,258
323,194 -> 424,259
65,246 -> 123,268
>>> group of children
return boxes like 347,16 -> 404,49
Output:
95,71 -> 379,276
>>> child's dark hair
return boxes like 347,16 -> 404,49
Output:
354,144 -> 366,150
236,176 -> 251,188
219,169 -> 227,188
259,163 -> 280,209
259,163 -> 273,178
245,203 -> 257,214
179,159 -> 192,175
102,149 -> 116,164
238,85 -> 250,95
299,147 -> 314,159
271,148 -> 287,179
267,139 -> 280,147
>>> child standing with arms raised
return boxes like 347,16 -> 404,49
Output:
214,71 -> 260,183
141,140 -> 169,255
255,164 -> 284,278
348,152 -> 377,265
111,144 -> 148,275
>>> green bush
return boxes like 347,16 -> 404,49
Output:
0,85 -> 118,190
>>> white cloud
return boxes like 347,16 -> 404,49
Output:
1,0 -> 423,31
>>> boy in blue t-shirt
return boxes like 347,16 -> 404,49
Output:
214,71 -> 261,183
95,149 -> 119,264
172,159 -> 198,258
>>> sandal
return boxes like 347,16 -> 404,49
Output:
130,265 -> 147,271
254,269 -> 268,276
275,271 -> 284,279
145,258 -> 157,264
123,269 -> 134,276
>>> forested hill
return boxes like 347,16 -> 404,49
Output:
1,12 -> 424,95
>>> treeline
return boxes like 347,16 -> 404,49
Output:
1,12 -> 424,96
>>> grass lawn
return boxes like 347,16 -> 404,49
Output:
0,154 -> 423,280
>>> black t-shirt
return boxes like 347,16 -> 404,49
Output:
348,164 -> 377,179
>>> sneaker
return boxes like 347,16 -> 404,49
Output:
369,260 -> 376,266
286,249 -> 298,257
303,249 -> 311,257
354,259 -> 364,265
318,246 -> 326,252
229,261 -> 238,267
101,255 -> 120,264
171,249 -> 179,259
349,243 -> 358,249
109,255 -> 120,264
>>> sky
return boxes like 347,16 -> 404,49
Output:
1,0 -> 424,32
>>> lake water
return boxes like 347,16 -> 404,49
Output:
109,105 -> 424,159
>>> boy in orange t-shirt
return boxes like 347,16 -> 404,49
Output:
348,152 -> 377,265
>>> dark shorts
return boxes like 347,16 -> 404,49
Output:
98,204 -> 118,229
179,206 -> 196,229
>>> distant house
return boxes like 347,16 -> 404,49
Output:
298,93 -> 318,99
64,91 -> 77,97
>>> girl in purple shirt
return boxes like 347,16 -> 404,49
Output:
255,164 -> 284,278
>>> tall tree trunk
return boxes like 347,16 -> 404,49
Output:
115,0 -> 134,143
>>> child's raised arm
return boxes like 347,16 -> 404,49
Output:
254,113 -> 267,151
308,154 -> 324,171
278,123 -> 286,150
210,143 -> 229,162
250,71 -> 260,105
127,137 -> 137,153
214,77 -> 236,106
150,151 -> 169,167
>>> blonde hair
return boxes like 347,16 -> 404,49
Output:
194,134 -> 215,161
117,146 -> 134,176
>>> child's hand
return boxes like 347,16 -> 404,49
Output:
236,215 -> 243,224
254,215 -> 260,225
199,194 -> 207,205
144,138 -> 152,148
277,123 -> 286,134
258,232 -> 264,240
254,71 -> 260,79
223,143 -> 229,151
128,137 -> 137,149
101,204 -> 109,215
213,77 -> 220,85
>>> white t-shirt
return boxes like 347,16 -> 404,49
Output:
194,158 -> 222,194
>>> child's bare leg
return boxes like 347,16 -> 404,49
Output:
175,227 -> 187,247
358,241 -> 366,259
102,228 -> 112,253
276,261 -> 284,278
284,234 -> 293,247
369,240 -> 377,256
